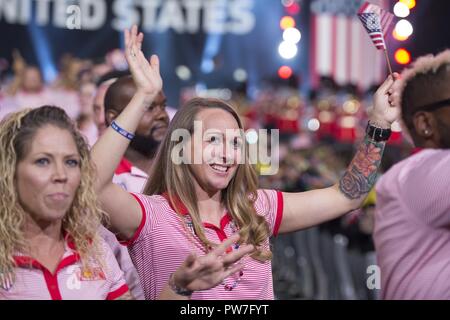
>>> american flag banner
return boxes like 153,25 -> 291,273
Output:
358,1 -> 394,50
310,0 -> 392,91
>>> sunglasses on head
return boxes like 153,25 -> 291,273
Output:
414,98 -> 450,113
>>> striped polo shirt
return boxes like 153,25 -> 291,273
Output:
125,189 -> 283,300
1,234 -> 129,300
374,149 -> 450,299
113,158 -> 148,193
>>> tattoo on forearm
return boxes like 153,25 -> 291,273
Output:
339,137 -> 385,200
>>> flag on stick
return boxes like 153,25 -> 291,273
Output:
357,1 -> 394,74
358,1 -> 394,49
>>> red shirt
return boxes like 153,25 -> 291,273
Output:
1,235 -> 128,300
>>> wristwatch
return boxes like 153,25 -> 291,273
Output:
366,121 -> 392,142
168,273 -> 193,297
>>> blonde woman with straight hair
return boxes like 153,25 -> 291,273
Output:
92,26 -> 400,299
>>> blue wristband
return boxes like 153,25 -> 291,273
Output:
111,121 -> 135,140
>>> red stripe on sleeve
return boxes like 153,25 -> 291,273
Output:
119,193 -> 147,246
106,284 -> 129,300
273,191 -> 284,237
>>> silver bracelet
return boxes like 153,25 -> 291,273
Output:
168,273 -> 193,297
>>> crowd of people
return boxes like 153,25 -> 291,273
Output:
0,25 -> 448,300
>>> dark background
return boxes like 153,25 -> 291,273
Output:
0,0 -> 449,105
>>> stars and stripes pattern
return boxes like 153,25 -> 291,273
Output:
358,1 -> 394,50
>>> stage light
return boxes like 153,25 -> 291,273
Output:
399,0 -> 416,10
343,99 -> 360,114
278,41 -> 298,59
393,2 -> 410,18
395,48 -> 411,65
281,0 -> 294,7
280,16 -> 296,30
201,59 -> 214,73
283,27 -> 301,44
307,118 -> 320,131
395,19 -> 413,38
233,68 -> 247,82
278,66 -> 293,79
176,65 -> 191,80
392,28 -> 409,41
27,25 -> 57,82
286,3 -> 301,15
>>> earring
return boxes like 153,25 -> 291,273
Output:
424,129 -> 431,135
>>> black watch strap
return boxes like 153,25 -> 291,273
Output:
366,121 -> 391,142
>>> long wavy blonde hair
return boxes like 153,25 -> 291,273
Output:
0,106 -> 106,277
144,98 -> 272,261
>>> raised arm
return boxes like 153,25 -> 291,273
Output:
91,25 -> 162,239
279,74 -> 400,234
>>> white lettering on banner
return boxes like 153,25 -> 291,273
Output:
111,0 -> 140,31
228,0 -> 255,35
36,0 -> 51,26
54,0 -> 68,28
80,0 -> 106,30
141,0 -> 160,32
183,0 -> 202,33
0,0 -> 18,24
204,0 -> 227,34
0,0 -> 255,34
156,0 -> 185,33
19,0 -> 31,25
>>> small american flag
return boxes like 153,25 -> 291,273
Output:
358,1 -> 394,50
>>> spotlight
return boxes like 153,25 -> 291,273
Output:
176,65 -> 191,80
280,16 -> 296,30
283,27 -> 301,44
395,48 -> 411,65
395,19 -> 413,38
278,66 -> 293,79
278,41 -> 298,59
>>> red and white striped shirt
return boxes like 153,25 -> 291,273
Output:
124,189 -> 283,300
1,234 -> 129,300
113,158 -> 148,193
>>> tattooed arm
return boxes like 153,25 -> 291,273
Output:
338,138 -> 385,199
278,74 -> 400,234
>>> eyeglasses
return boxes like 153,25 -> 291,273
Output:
414,98 -> 450,113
